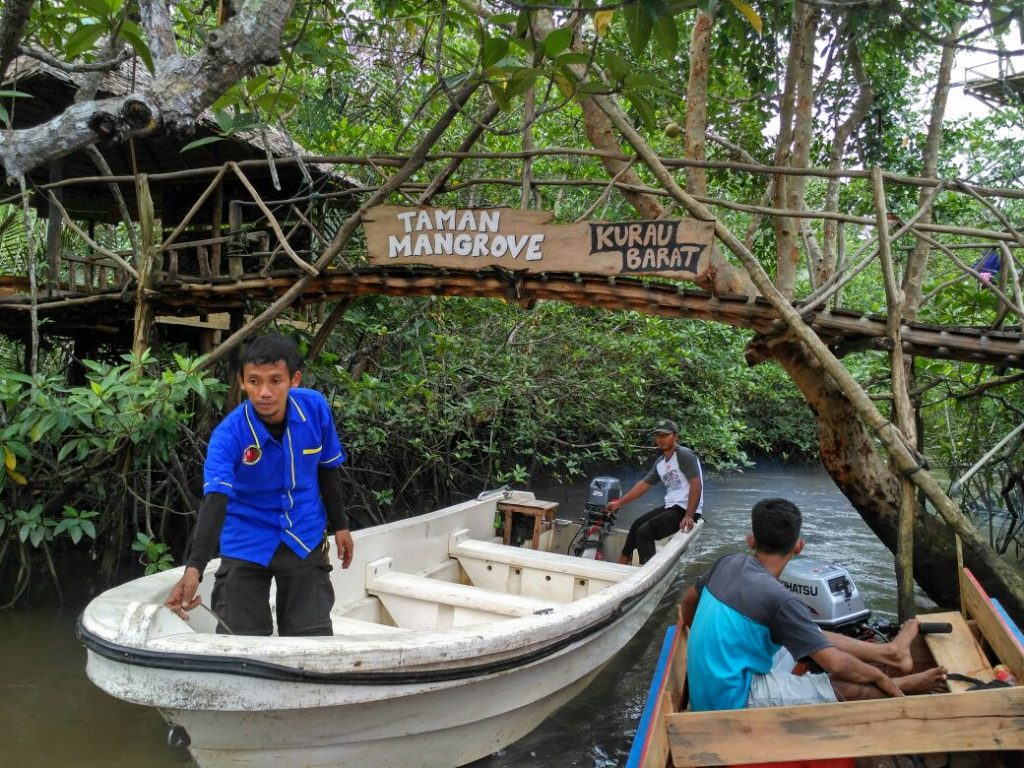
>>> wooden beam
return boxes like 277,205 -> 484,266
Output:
961,568 -> 1024,681
46,159 -> 63,294
664,687 -> 1024,765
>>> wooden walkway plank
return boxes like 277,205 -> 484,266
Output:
664,687 -> 1024,766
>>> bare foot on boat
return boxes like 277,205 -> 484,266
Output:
880,619 -> 920,674
895,666 -> 947,695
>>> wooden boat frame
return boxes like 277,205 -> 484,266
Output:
629,567 -> 1024,768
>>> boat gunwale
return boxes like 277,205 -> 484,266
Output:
78,584 -> 651,685
79,519 -> 703,683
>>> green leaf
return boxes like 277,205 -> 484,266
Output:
624,72 -> 673,91
481,35 -> 510,69
212,108 -> 234,133
117,22 -> 155,73
70,527 -> 83,545
575,81 -> 614,95
81,520 -> 96,539
181,136 -> 225,153
627,91 -> 658,128
80,0 -> 115,16
652,14 -> 679,59
556,52 -> 592,66
622,3 -> 653,56
543,27 -> 572,58
0,90 -> 32,99
505,67 -> 541,98
64,23 -> 106,60
29,527 -> 44,547
487,81 -> 510,110
601,50 -> 630,83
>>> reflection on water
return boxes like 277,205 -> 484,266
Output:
0,467 -> 929,768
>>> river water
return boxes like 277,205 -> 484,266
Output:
0,467 -> 934,768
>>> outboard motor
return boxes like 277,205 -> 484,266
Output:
587,476 -> 622,509
780,558 -> 871,631
572,477 -> 622,559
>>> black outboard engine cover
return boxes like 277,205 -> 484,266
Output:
780,558 -> 871,630
587,476 -> 622,509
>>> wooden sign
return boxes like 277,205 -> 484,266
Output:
362,206 -> 715,280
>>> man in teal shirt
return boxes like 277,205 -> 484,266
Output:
681,498 -> 946,710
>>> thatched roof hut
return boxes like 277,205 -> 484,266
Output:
1,56 -> 351,225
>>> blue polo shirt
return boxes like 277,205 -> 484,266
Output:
203,388 -> 346,566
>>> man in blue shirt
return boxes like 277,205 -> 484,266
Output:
165,334 -> 354,636
680,498 -> 946,710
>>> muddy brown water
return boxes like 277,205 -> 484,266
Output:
0,467 -> 933,768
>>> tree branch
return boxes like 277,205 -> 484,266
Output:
0,0 -> 34,80
138,0 -> 179,67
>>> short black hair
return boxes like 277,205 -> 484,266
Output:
239,334 -> 303,377
751,498 -> 802,554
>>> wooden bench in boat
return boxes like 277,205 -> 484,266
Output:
365,556 -> 558,630
449,529 -> 633,602
922,610 -> 997,692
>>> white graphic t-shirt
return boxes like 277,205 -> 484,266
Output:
644,445 -> 703,513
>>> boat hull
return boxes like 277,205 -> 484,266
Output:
81,490 -> 699,767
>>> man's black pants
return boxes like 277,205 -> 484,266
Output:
211,540 -> 335,636
621,505 -> 701,564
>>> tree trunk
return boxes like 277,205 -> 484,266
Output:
767,337 -> 1022,620
771,1 -> 818,300
684,10 -> 715,197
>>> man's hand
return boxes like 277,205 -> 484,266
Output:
873,672 -> 904,698
335,529 -> 354,569
680,513 -> 696,533
164,566 -> 202,620
606,499 -> 621,514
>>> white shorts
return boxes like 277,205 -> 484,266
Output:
747,648 -> 838,708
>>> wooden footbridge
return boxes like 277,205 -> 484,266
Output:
2,261 -> 1022,369
0,112 -> 1021,371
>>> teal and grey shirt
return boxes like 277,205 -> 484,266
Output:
687,553 -> 831,711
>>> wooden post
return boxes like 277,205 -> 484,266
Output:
211,183 -> 223,276
84,220 -> 96,292
45,159 -> 63,294
832,221 -> 846,310
228,200 -> 243,278
132,173 -> 157,360
197,245 -> 211,278
872,167 -> 917,622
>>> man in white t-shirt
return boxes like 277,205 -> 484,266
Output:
606,419 -> 703,565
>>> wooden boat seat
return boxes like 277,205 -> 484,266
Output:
922,610 -> 996,692
449,529 -> 632,602
365,556 -> 558,630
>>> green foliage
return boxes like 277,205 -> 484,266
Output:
131,532 -> 175,575
300,296 -> 818,522
0,350 -> 224,604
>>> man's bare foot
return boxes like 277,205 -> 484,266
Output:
895,666 -> 947,695
880,619 -> 920,674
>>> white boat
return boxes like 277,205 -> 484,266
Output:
79,489 -> 703,768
